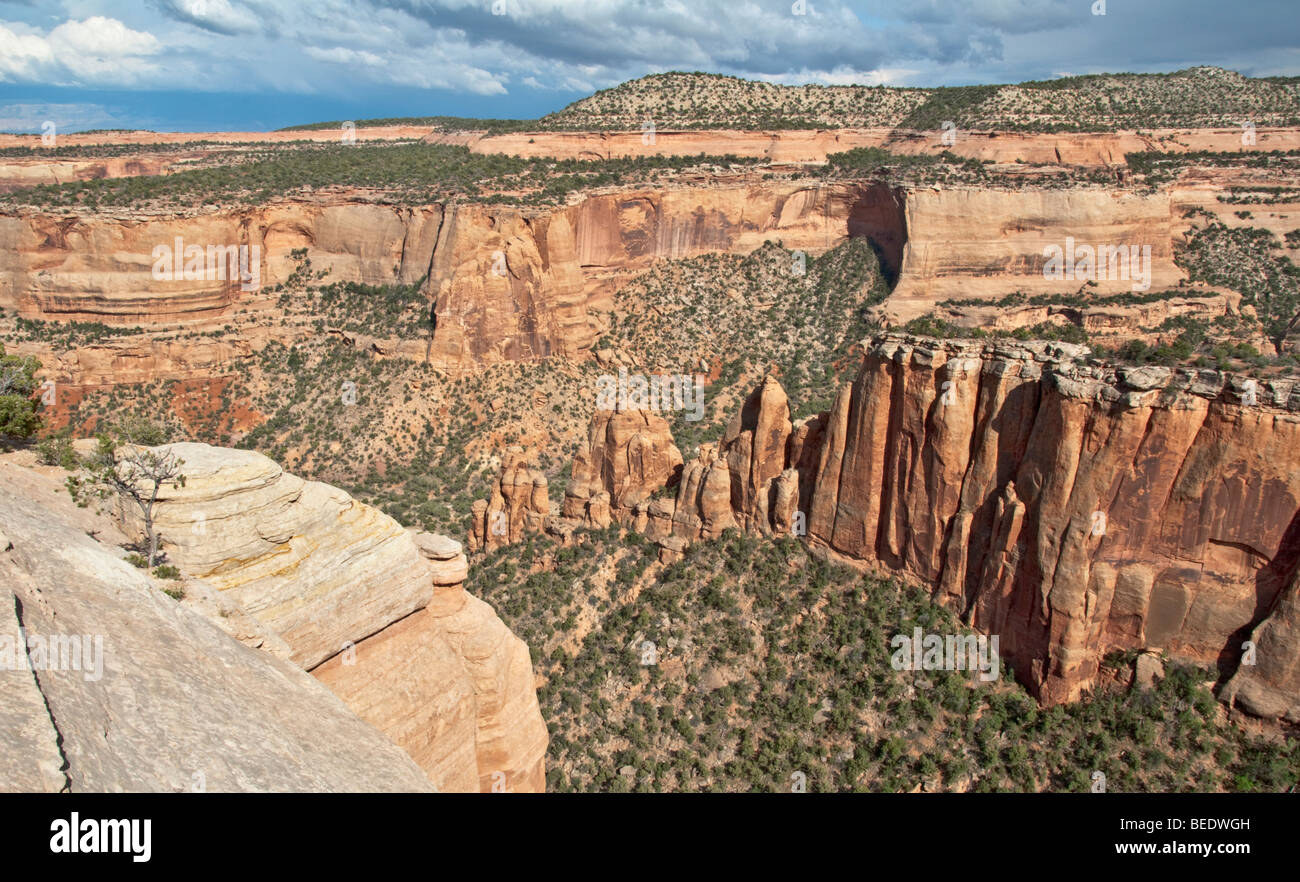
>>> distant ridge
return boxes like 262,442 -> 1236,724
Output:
542,67 -> 1300,133
281,67 -> 1300,134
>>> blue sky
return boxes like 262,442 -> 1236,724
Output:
1,0 -> 1297,133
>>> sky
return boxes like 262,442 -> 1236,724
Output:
0,0 -> 1297,133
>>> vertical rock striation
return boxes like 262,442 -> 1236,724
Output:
557,334 -> 1300,715
468,446 -> 551,553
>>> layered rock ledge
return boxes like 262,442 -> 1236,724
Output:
120,444 -> 549,792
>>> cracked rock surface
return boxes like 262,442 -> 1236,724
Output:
0,461 -> 433,793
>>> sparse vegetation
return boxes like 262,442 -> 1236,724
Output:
0,344 -> 43,447
541,67 -> 1300,133
67,418 -> 186,568
0,143 -> 761,211
470,529 -> 1300,792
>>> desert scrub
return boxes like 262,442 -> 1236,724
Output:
470,530 -> 1300,793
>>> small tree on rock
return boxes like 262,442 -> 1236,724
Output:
69,419 -> 185,568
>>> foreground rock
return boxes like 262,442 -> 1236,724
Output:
129,444 -> 548,792
314,534 -> 549,792
128,442 -> 428,671
0,461 -> 433,792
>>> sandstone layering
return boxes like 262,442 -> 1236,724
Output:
117,443 -> 548,791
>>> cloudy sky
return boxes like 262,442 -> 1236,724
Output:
1,0 -> 1297,132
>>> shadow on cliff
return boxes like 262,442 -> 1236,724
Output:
845,183 -> 908,289
1216,503 -> 1300,686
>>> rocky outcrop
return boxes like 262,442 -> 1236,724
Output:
663,376 -> 797,542
0,154 -> 184,195
718,375 -> 793,535
934,291 -> 1243,342
314,534 -> 549,792
116,443 -> 548,791
886,188 -> 1184,323
558,335 -> 1300,716
135,442 -> 430,671
0,459 -> 433,792
468,447 -> 551,553
802,334 -> 1300,707
562,406 -> 684,530
1222,562 -> 1300,723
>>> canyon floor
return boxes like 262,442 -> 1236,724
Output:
3,68 -> 1300,792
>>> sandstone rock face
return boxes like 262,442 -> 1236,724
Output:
1,181 -> 905,382
671,444 -> 739,540
803,334 -> 1300,707
111,444 -> 548,791
563,406 -> 684,529
424,182 -> 904,368
0,154 -> 182,194
314,534 -> 549,792
0,204 -> 444,325
0,460 -> 434,793
886,188 -> 1184,323
470,128 -> 1300,168
1222,564 -> 1300,723
2,123 -> 1294,167
719,375 -> 793,535
3,177 -> 1205,401
468,447 -> 551,553
555,336 -> 1300,716
310,609 -> 480,791
136,443 -> 430,671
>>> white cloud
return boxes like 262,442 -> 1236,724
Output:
0,1 -> 1296,109
303,45 -> 386,67
0,17 -> 160,86
758,66 -> 923,87
0,23 -> 56,83
154,0 -> 262,36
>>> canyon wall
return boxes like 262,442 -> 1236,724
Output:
801,335 -> 1300,707
0,181 -> 902,378
561,334 -> 1300,714
2,179 -> 1187,382
4,124 -> 1296,162
0,203 -> 444,324
886,188 -> 1185,322
469,127 -> 1300,167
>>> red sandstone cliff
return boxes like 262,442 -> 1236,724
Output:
560,334 -> 1300,715
0,181 -> 904,379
